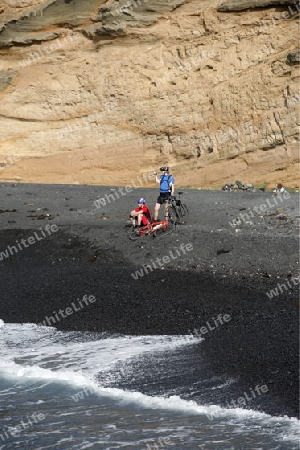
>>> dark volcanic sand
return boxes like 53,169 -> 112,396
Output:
0,183 -> 299,418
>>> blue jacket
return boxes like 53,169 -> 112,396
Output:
160,174 -> 174,193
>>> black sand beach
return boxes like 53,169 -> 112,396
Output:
0,183 -> 299,418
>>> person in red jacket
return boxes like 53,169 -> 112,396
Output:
130,198 -> 152,227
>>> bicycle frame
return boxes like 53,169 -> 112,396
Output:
133,219 -> 168,238
128,210 -> 176,240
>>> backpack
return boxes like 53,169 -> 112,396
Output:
160,175 -> 172,193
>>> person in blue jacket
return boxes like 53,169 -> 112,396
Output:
153,166 -> 175,221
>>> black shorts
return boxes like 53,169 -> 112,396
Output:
156,192 -> 171,204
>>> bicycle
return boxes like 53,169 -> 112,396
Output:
127,192 -> 188,240
167,191 -> 189,224
128,204 -> 177,241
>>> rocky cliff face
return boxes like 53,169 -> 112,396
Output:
0,0 -> 299,187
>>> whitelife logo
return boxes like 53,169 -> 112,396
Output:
131,243 -> 193,280
266,277 -> 300,299
0,224 -> 58,261
191,314 -> 232,338
38,295 -> 96,327
19,33 -> 81,68
0,412 -> 46,443
93,172 -> 156,209
229,191 -> 291,228
207,384 -> 269,420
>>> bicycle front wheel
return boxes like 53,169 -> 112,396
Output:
128,227 -> 141,241
168,204 -> 180,224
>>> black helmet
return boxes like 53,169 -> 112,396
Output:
160,166 -> 169,172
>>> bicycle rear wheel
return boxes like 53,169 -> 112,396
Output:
181,203 -> 189,216
178,203 -> 189,218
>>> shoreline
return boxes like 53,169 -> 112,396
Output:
1,180 -> 299,191
0,183 -> 299,418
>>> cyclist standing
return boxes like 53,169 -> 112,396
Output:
153,166 -> 175,221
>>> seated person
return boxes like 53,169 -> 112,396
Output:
130,198 -> 152,227
273,183 -> 286,194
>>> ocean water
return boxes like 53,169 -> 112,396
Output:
0,320 -> 298,450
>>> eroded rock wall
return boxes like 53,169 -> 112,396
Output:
0,0 -> 299,187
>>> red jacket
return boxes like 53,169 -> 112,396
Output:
134,205 -> 152,222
